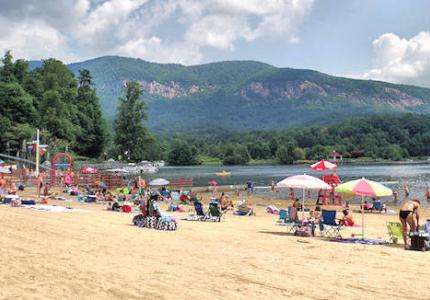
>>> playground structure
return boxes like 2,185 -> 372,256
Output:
317,173 -> 342,206
50,152 -> 73,185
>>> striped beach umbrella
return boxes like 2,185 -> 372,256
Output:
336,177 -> 392,239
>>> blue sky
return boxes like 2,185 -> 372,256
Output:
0,0 -> 429,86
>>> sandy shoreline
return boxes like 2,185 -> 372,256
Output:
1,190 -> 430,300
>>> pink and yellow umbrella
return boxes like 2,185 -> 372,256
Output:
336,177 -> 392,239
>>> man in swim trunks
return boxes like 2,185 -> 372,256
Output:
399,199 -> 421,249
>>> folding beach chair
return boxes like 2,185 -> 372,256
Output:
208,202 -> 224,222
387,221 -> 403,244
319,210 -> 343,239
372,201 -> 386,213
284,207 -> 299,233
276,209 -> 288,225
193,200 -> 207,221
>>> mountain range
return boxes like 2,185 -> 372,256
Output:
32,56 -> 430,133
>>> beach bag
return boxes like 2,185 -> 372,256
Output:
294,225 -> 312,237
409,232 -> 429,251
122,204 -> 132,213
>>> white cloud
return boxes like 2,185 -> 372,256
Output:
114,36 -> 202,64
0,0 -> 315,64
362,32 -> 430,87
0,18 -> 76,62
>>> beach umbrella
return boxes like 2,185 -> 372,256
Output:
208,180 -> 218,185
277,174 -> 331,217
310,159 -> 337,171
335,177 -> 392,239
149,178 -> 170,186
81,167 -> 97,174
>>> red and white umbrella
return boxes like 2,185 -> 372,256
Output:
310,159 -> 337,171
208,180 -> 218,185
81,167 -> 98,174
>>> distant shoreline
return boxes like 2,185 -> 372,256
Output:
197,158 -> 430,167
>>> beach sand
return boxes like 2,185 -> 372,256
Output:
1,190 -> 430,300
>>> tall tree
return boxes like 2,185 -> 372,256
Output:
114,81 -> 153,161
0,50 -> 16,83
74,69 -> 108,157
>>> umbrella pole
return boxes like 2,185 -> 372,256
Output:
302,188 -> 305,219
361,195 -> 364,240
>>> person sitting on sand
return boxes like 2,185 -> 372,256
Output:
399,199 -> 421,249
104,191 -> 115,202
234,200 -> 255,216
220,194 -> 233,212
339,209 -> 354,226
309,206 -> 321,224
8,181 -> 17,195
43,183 -> 52,196
360,200 -> 372,212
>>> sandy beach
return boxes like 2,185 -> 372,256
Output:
1,190 -> 430,300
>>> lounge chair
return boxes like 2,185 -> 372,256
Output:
208,202 -> 224,222
319,210 -> 343,239
387,221 -> 403,244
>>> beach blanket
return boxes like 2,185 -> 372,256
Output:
331,238 -> 387,245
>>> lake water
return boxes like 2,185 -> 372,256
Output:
149,162 -> 430,206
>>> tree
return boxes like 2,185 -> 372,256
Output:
74,69 -> 108,158
223,144 -> 250,165
167,140 -> 200,165
276,145 -> 293,164
114,81 -> 153,161
0,50 -> 16,83
292,147 -> 306,161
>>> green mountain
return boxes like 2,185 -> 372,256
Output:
63,56 -> 430,133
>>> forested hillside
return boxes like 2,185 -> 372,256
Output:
64,56 -> 430,133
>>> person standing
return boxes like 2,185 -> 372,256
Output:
425,188 -> 430,201
399,199 -> 421,249
271,180 -> 276,193
404,183 -> 410,198
36,173 -> 43,197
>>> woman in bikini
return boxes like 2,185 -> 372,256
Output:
399,199 -> 421,249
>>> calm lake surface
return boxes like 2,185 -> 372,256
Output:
150,162 -> 430,206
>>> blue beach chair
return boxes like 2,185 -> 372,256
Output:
276,209 -> 288,225
319,210 -> 343,238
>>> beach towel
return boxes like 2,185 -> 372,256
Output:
266,205 -> 279,215
331,238 -> 387,245
21,205 -> 84,213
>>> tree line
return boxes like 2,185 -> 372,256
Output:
165,113 -> 430,165
0,51 -> 108,158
